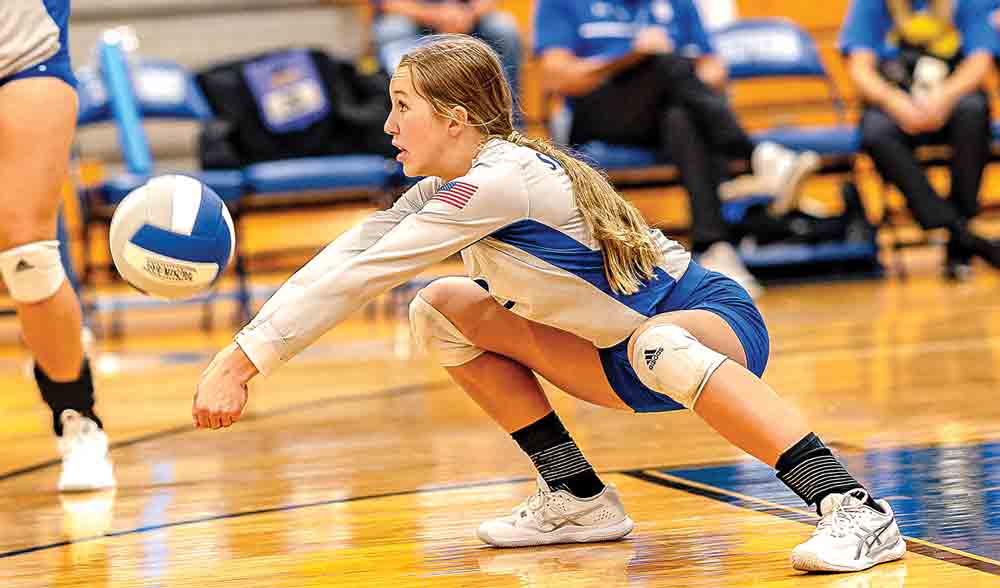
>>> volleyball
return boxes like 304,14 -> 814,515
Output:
109,175 -> 235,300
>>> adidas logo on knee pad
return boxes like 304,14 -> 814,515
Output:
0,241 -> 65,303
631,324 -> 728,409
643,347 -> 663,370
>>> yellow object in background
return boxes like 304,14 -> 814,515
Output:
888,0 -> 962,60
899,13 -> 944,44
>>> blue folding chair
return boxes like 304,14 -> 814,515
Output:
574,18 -> 860,174
569,18 -> 877,277
712,18 -> 860,162
194,47 -> 402,306
711,19 -> 878,275
78,35 -> 402,331
204,48 -> 400,206
75,35 -> 246,334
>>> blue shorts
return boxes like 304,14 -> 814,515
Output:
0,52 -> 76,88
0,1 -> 76,89
598,261 -> 770,413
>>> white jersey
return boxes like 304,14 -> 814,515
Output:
0,1 -> 62,79
236,139 -> 692,375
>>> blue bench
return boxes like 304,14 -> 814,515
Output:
566,19 -> 878,279
75,33 -> 400,333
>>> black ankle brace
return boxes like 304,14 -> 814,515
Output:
35,360 -> 102,436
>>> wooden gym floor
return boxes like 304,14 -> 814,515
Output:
1,242 -> 999,587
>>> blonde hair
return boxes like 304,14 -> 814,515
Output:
398,35 -> 662,295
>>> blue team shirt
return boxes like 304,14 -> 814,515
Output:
533,0 -> 714,60
986,0 -> 1000,37
839,0 -> 999,59
45,0 -> 70,50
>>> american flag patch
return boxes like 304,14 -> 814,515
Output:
431,180 -> 478,209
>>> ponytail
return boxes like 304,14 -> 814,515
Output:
499,132 -> 662,295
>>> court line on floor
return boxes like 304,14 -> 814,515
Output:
0,465 -> 752,559
3,461 -> 996,572
624,469 -> 1000,576
0,396 -> 988,569
0,474 -> 540,559
0,379 -> 452,484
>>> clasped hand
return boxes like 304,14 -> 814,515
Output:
633,27 -> 673,55
890,89 -> 953,135
192,343 -> 256,430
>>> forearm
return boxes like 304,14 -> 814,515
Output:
237,185 -> 436,372
543,52 -> 643,96
847,51 -> 903,109
940,52 -> 993,106
241,203 -> 414,335
236,253 -> 427,376
235,228 -> 373,375
234,209 -> 507,375
241,227 -> 364,334
234,168 -> 520,376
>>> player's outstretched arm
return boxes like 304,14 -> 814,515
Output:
191,180 -> 438,430
192,167 -> 526,429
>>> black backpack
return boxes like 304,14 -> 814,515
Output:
196,48 -> 394,168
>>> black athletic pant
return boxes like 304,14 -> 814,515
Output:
569,55 -> 757,250
859,91 -> 990,230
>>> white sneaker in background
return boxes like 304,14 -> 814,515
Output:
697,242 -> 762,299
752,142 -> 821,216
791,489 -> 906,572
58,409 -> 116,492
476,477 -> 634,547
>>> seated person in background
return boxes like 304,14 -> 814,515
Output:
533,0 -> 820,298
842,0 -> 1000,279
371,0 -> 521,96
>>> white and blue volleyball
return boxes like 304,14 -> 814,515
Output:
109,175 -> 235,300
